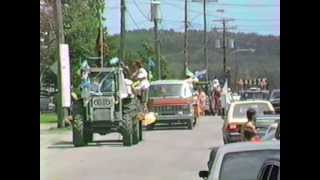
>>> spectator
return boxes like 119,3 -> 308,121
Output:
241,108 -> 259,141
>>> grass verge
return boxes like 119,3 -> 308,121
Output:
40,113 -> 57,124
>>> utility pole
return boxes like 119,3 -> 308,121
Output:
55,0 -> 67,128
120,0 -> 126,62
100,12 -> 104,67
154,19 -> 160,80
184,0 -> 189,72
222,19 -> 226,74
203,0 -> 208,82
212,18 -> 236,73
152,1 -> 161,80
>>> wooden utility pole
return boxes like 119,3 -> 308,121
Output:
154,19 -> 160,80
184,0 -> 189,71
203,0 -> 208,81
222,19 -> 226,73
151,1 -> 161,80
55,0 -> 67,128
100,12 -> 104,67
120,0 -> 126,62
212,18 -> 236,73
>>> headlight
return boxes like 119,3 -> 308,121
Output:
178,111 -> 183,115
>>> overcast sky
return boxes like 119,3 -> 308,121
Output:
104,0 -> 280,36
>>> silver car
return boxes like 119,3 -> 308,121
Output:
199,141 -> 280,180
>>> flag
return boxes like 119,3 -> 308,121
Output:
109,57 -> 119,65
195,69 -> 207,80
185,66 -> 194,78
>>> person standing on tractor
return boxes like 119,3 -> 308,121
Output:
131,60 -> 150,112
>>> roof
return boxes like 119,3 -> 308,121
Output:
231,100 -> 272,105
150,80 -> 187,85
218,141 -> 280,154
256,115 -> 280,120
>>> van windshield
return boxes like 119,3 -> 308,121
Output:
233,103 -> 271,119
149,84 -> 182,98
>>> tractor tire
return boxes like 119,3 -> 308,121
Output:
132,120 -> 140,144
122,128 -> 133,146
84,131 -> 93,143
122,110 -> 133,147
187,119 -> 193,130
138,121 -> 143,141
72,115 -> 86,147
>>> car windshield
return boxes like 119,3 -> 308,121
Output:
241,92 -> 267,100
271,91 -> 280,99
149,84 -> 182,98
90,72 -> 115,92
256,117 -> 280,123
233,103 -> 271,119
218,150 -> 280,180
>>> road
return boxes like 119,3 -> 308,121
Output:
40,116 -> 224,180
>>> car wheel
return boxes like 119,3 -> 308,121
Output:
72,115 -> 87,147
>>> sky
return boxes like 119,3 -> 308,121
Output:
104,0 -> 280,36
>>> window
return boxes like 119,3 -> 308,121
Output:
233,103 -> 271,119
218,150 -> 280,180
149,84 -> 183,98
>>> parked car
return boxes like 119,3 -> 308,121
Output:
223,100 -> 275,143
269,89 -> 280,114
240,88 -> 270,101
257,158 -> 280,180
199,141 -> 280,180
147,80 -> 197,129
255,115 -> 280,138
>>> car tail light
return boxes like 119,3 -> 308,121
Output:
226,123 -> 241,132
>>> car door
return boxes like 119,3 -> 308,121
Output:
257,159 -> 280,180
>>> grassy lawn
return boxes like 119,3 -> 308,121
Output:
40,113 -> 57,124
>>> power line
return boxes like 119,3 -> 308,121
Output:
132,0 -> 150,21
236,18 -> 280,21
127,9 -> 141,29
160,0 -> 279,7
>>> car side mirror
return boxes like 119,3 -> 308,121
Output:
199,170 -> 209,179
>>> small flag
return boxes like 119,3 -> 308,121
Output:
185,67 -> 194,78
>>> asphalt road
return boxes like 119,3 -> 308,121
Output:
40,116 -> 224,180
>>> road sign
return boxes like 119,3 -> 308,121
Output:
59,44 -> 71,107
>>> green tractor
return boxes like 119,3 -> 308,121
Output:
71,66 -> 143,147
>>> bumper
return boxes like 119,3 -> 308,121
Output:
155,114 -> 194,123
224,132 -> 242,143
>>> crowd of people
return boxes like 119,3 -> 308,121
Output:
236,78 -> 269,90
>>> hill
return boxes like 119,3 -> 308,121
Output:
111,29 -> 280,88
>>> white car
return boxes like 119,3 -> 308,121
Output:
199,141 -> 280,180
223,100 -> 275,143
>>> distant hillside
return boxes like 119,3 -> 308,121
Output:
112,29 -> 280,88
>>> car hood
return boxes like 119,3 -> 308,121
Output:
149,98 -> 193,106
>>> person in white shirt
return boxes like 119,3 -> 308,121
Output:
131,61 -> 150,111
